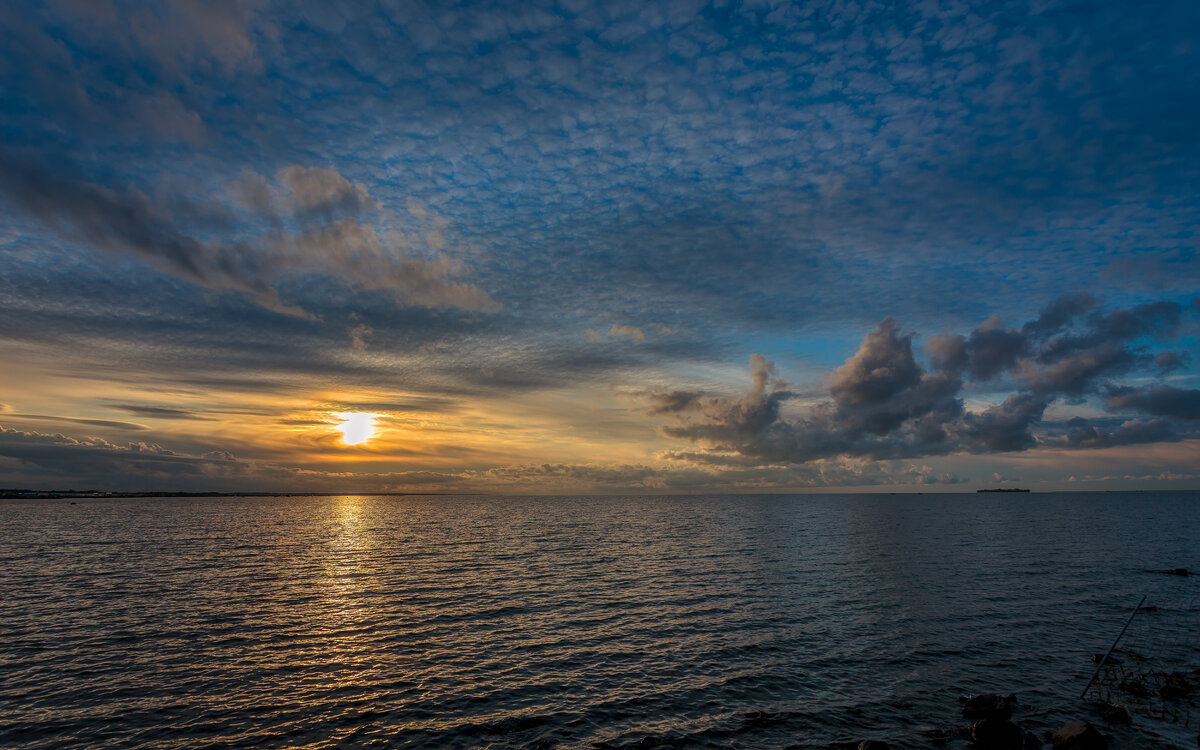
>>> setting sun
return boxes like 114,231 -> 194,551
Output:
337,413 -> 377,445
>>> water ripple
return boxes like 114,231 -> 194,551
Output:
2,493 -> 1198,748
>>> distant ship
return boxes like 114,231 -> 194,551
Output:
976,488 -> 1030,493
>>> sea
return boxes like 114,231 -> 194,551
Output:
1,492 -> 1198,749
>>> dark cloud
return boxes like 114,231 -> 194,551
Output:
1046,417 -> 1181,449
932,296 -> 1186,397
1022,293 -> 1097,337
925,334 -> 968,376
964,318 -> 1027,382
830,318 -> 963,438
0,424 -> 238,483
111,405 -> 212,420
956,394 -> 1049,453
660,345 -> 961,465
1010,300 -> 1184,396
650,295 -> 1197,464
1105,385 -> 1200,421
10,414 -> 148,431
643,391 -> 705,415
660,355 -> 795,450
1014,342 -> 1136,398
830,318 -> 921,408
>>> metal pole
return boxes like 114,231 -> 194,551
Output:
1080,594 -> 1146,699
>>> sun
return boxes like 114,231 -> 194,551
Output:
337,412 -> 377,445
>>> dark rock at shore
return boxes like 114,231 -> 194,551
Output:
1095,703 -> 1132,724
971,717 -> 1023,749
857,741 -> 890,750
962,693 -> 1019,720
1118,676 -> 1153,698
1051,721 -> 1109,749
1160,671 -> 1194,700
1023,730 -> 1042,749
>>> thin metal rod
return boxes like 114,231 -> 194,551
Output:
1081,594 -> 1146,699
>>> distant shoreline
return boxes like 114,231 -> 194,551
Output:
0,490 -> 473,499
3,488 -> 1195,499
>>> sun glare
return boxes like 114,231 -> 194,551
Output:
338,412 -> 377,445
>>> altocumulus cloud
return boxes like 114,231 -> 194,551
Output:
0,156 -> 497,317
648,296 -> 1200,465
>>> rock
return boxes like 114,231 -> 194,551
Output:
971,717 -> 1023,749
1161,671 -> 1194,700
857,742 -> 890,750
1167,568 -> 1190,576
1096,703 -> 1132,724
962,693 -> 1019,719
1118,677 -> 1152,698
1023,730 -> 1043,749
1051,721 -> 1108,749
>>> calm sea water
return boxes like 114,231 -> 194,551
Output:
2,493 -> 1198,749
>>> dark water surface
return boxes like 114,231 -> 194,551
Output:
2,493 -> 1198,749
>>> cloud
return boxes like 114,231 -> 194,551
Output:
2,0 -> 1200,492
829,318 -> 963,438
0,157 -> 309,317
111,405 -> 212,421
1014,301 -> 1183,396
44,0 -> 261,78
275,165 -> 377,217
961,317 -> 1027,382
1045,417 -> 1180,449
642,390 -> 704,415
956,394 -> 1048,453
229,170 -> 276,215
648,295 -> 1199,464
275,217 -> 499,312
0,157 -> 497,316
588,325 -> 660,344
349,322 -> 373,351
0,424 -> 238,482
1105,385 -> 1200,421
0,421 -> 922,492
1155,351 -> 1188,372
607,324 -> 645,342
929,295 -> 1185,397
9,413 -> 149,431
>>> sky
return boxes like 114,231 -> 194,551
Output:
1,0 -> 1199,493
